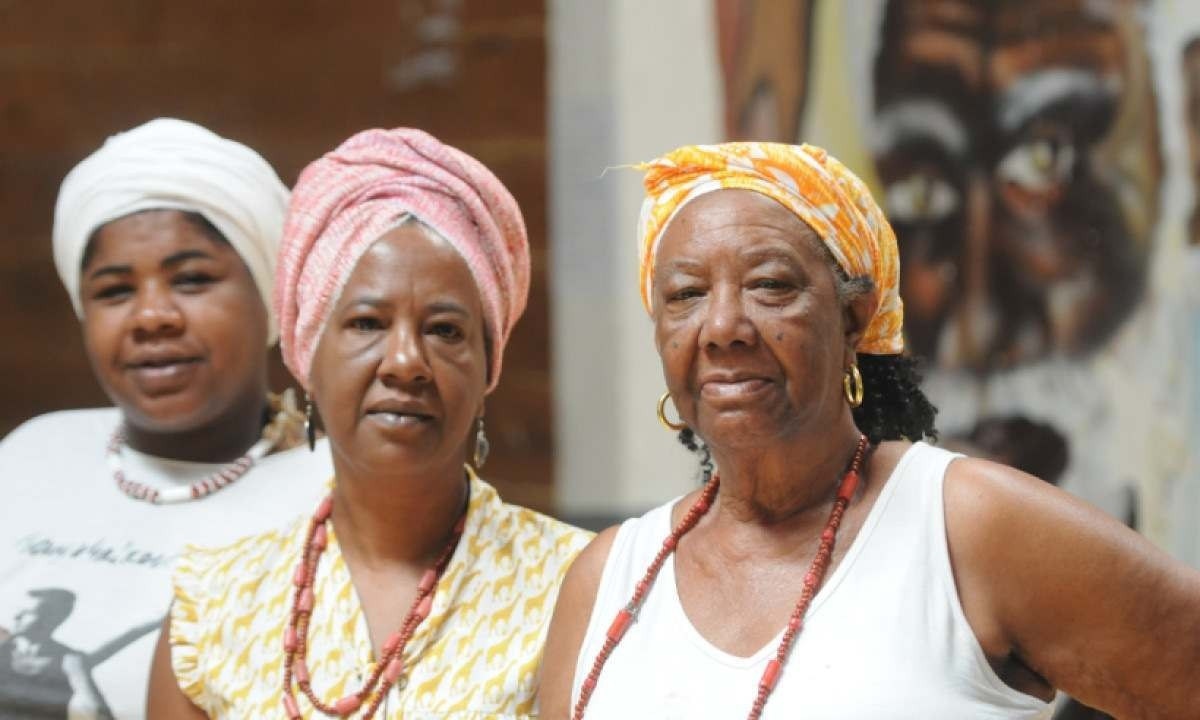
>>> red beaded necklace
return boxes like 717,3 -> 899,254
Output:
281,492 -> 467,719
573,434 -> 870,720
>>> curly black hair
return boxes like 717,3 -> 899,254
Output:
677,426 -> 716,482
850,353 -> 938,445
822,248 -> 938,445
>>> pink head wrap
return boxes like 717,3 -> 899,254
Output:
275,128 -> 529,393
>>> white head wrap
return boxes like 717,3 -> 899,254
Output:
52,118 -> 290,343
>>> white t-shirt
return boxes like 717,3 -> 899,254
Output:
0,408 -> 332,719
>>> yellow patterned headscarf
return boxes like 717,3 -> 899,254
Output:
637,142 -> 903,355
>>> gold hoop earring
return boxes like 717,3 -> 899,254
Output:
656,391 -> 687,431
843,363 -> 864,408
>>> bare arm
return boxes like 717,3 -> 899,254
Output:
538,526 -> 618,720
946,457 -> 1200,718
146,613 -> 207,720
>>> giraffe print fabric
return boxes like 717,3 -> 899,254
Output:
169,471 -> 592,718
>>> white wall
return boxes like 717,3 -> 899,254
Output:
549,0 -> 724,517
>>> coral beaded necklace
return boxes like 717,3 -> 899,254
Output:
573,434 -> 870,720
281,491 -> 467,719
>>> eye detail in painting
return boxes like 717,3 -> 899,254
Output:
995,134 -> 1075,214
869,0 -> 1160,370
870,96 -> 972,365
885,170 -> 961,224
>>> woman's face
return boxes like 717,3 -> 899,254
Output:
79,209 -> 268,434
309,223 -> 488,479
653,189 -> 854,451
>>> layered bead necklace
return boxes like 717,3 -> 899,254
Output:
573,434 -> 870,720
281,492 -> 467,719
106,390 -> 305,504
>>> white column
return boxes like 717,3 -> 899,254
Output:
549,0 -> 724,518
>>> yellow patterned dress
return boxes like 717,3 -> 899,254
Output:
169,471 -> 592,718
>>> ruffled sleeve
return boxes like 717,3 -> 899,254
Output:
169,543 -> 221,711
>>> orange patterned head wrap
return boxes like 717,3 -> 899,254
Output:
637,142 -> 903,355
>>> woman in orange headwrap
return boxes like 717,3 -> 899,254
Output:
540,142 -> 1200,719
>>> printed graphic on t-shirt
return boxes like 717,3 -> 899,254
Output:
0,587 -> 158,719
14,533 -> 174,570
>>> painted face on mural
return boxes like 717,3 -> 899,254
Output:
871,0 -> 1161,370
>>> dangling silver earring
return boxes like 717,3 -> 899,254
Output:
473,417 -> 490,469
305,394 -> 316,452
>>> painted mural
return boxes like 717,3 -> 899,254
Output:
717,0 -> 1199,565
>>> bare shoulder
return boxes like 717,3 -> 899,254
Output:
942,454 -> 1200,716
940,453 -> 1136,621
538,524 -> 620,720
940,454 -> 1148,571
564,524 -> 620,592
943,454 -> 1069,531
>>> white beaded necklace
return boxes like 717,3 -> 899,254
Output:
106,431 -> 275,504
106,390 -> 306,505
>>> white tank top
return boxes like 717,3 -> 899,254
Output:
570,442 -> 1051,719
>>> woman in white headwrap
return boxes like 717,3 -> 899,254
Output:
0,118 -> 331,719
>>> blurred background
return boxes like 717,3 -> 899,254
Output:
2,0 -> 1197,565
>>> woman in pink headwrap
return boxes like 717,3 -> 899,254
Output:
540,143 -> 1200,719
147,128 -> 590,719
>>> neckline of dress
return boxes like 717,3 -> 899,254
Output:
663,441 -> 925,667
